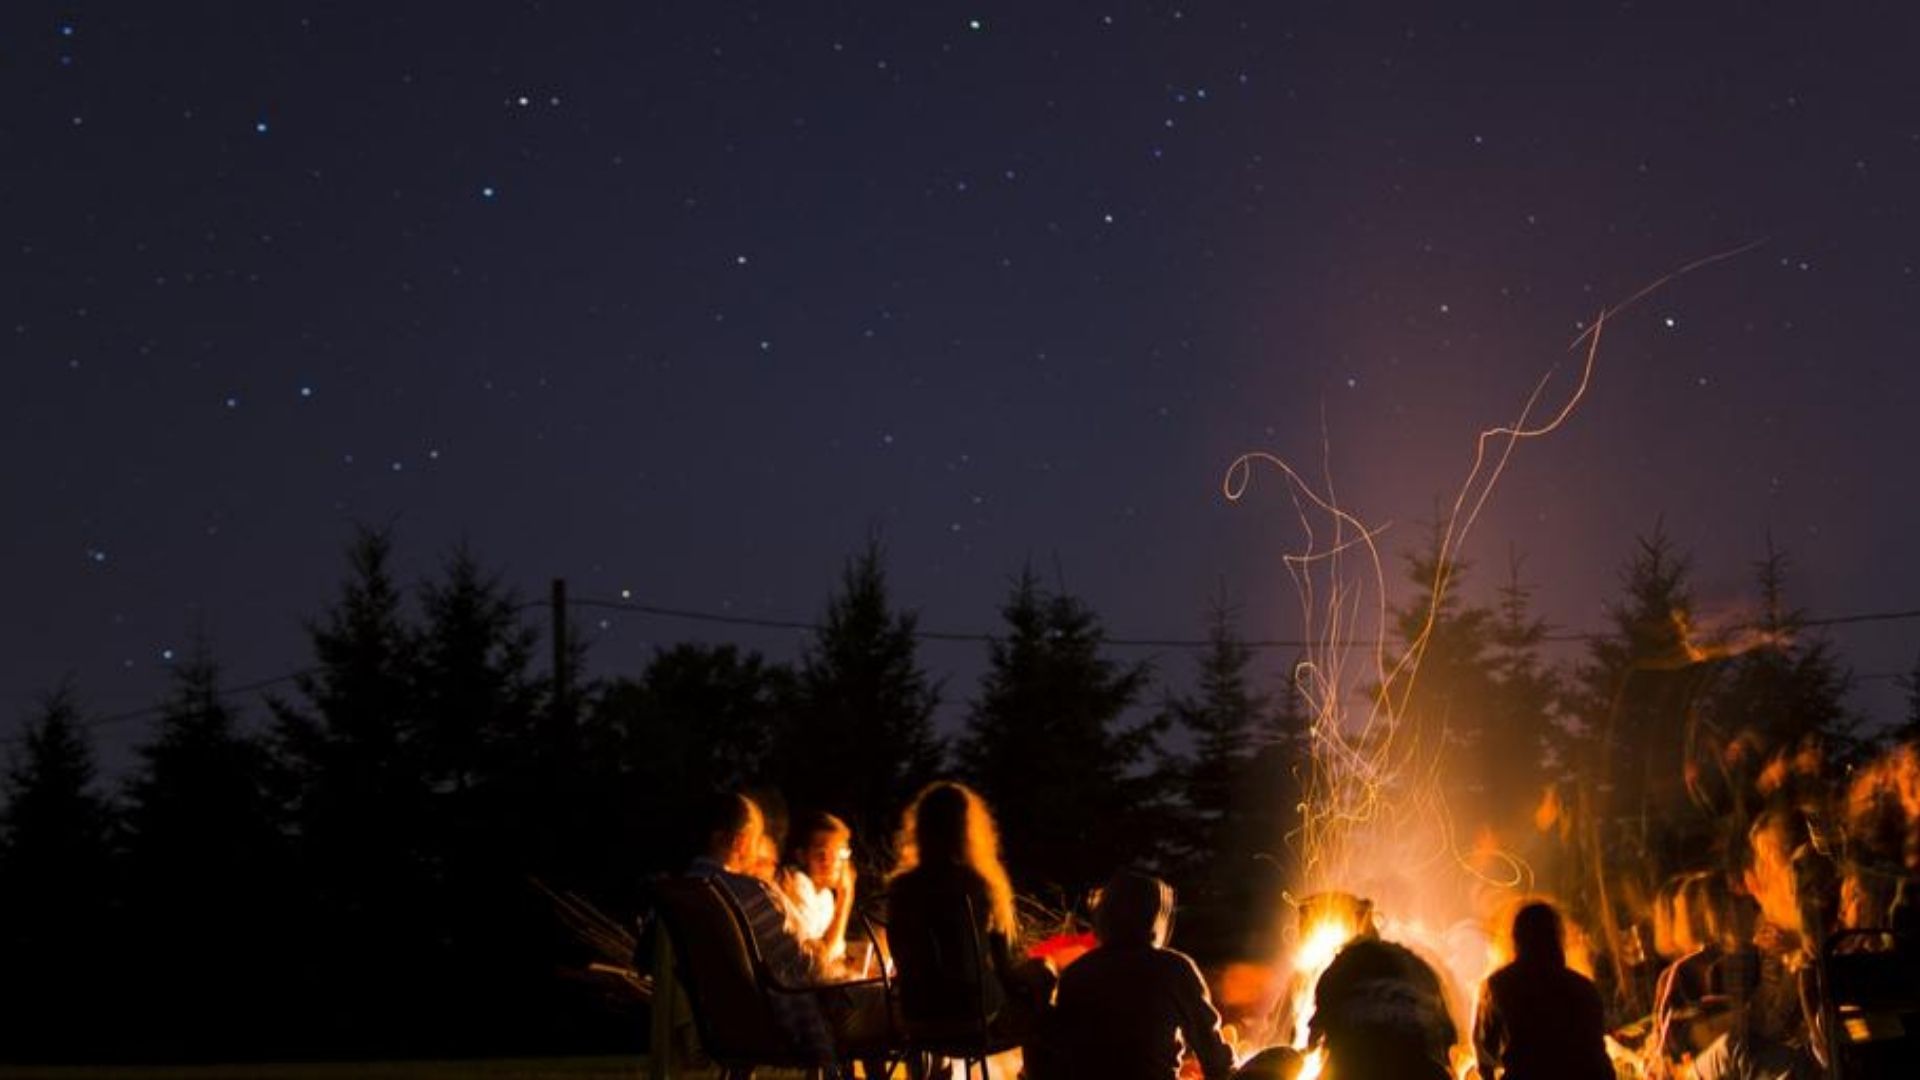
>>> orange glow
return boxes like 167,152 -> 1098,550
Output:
1229,249 -> 1758,1077
1845,742 -> 1920,875
1532,784 -> 1562,834
1214,962 -> 1276,1011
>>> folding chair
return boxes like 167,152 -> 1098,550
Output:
886,893 -> 1023,1080
651,874 -> 893,1080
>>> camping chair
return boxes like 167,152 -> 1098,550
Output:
649,875 -> 893,1080
1823,929 -> 1920,1078
885,892 -> 1024,1080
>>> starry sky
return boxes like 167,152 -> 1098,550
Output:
5,2 -> 1919,766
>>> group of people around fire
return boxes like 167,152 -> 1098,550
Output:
669,741 -> 1920,1079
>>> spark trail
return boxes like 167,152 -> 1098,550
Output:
1223,241 -> 1762,1073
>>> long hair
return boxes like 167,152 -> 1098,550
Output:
891,781 -> 1018,937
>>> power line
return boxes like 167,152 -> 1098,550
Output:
0,668 -> 315,747
567,596 -> 1920,651
7,599 -> 1915,747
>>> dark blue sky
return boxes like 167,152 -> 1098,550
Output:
5,2 -> 1918,764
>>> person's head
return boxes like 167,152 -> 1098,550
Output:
904,782 -> 981,866
893,780 -> 1017,935
894,781 -> 1004,873
1510,901 -> 1566,967
1094,871 -> 1174,948
749,831 -> 780,882
701,792 -> 764,872
790,810 -> 853,884
1309,937 -> 1457,1062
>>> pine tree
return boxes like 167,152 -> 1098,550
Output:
269,526 -> 435,1052
415,544 -> 540,796
590,643 -> 792,892
1387,520 -> 1501,820
413,547 -> 582,1049
1561,525 -> 1707,1013
1161,589 -> 1299,958
1163,589 -> 1265,887
0,682 -> 116,1057
772,537 -> 944,845
1484,548 -> 1560,818
1238,662 -> 1313,955
122,640 -> 285,1056
957,569 -> 1160,898
1700,542 -> 1863,799
1565,523 -> 1704,837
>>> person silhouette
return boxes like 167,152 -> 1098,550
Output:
1472,901 -> 1611,1080
1308,937 -> 1456,1080
1031,871 -> 1236,1080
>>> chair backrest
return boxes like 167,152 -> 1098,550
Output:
1825,930 -> 1920,1076
889,884 -> 997,1040
650,875 -> 801,1062
1827,930 -> 1920,1004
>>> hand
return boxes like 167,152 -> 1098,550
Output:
838,857 -> 858,895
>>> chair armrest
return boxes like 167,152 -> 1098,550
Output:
762,972 -> 891,995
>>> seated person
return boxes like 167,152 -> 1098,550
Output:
778,810 -> 858,962
1694,809 -> 1828,1080
1647,872 -> 1741,1076
685,792 -> 882,1064
1030,871 -> 1236,1080
886,781 -> 1055,1039
1473,901 -> 1612,1080
1310,937 -> 1457,1080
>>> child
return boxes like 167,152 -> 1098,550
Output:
1032,871 -> 1237,1080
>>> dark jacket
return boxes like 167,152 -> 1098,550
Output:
886,863 -> 1014,1030
1473,959 -> 1612,1080
1039,942 -> 1235,1080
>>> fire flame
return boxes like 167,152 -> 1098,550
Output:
1226,246 -> 1761,1077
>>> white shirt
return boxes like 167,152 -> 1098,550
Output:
779,866 -> 840,944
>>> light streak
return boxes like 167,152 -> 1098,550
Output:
1227,243 -> 1762,1068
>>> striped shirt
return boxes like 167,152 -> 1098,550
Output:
687,857 -> 836,1062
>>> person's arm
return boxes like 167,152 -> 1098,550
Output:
743,877 -> 834,985
816,860 -> 856,964
1168,952 -> 1236,1080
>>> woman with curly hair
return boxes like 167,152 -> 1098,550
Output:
886,780 -> 1053,1040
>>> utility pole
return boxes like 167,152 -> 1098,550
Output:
551,577 -> 570,716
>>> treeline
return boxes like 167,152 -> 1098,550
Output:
1,525 -> 1914,1063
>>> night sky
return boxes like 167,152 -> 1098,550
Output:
6,3 -> 1919,764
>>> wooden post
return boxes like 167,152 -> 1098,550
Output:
551,577 -> 570,715
650,930 -> 675,1080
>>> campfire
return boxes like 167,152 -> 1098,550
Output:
1228,300 -> 1637,1079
